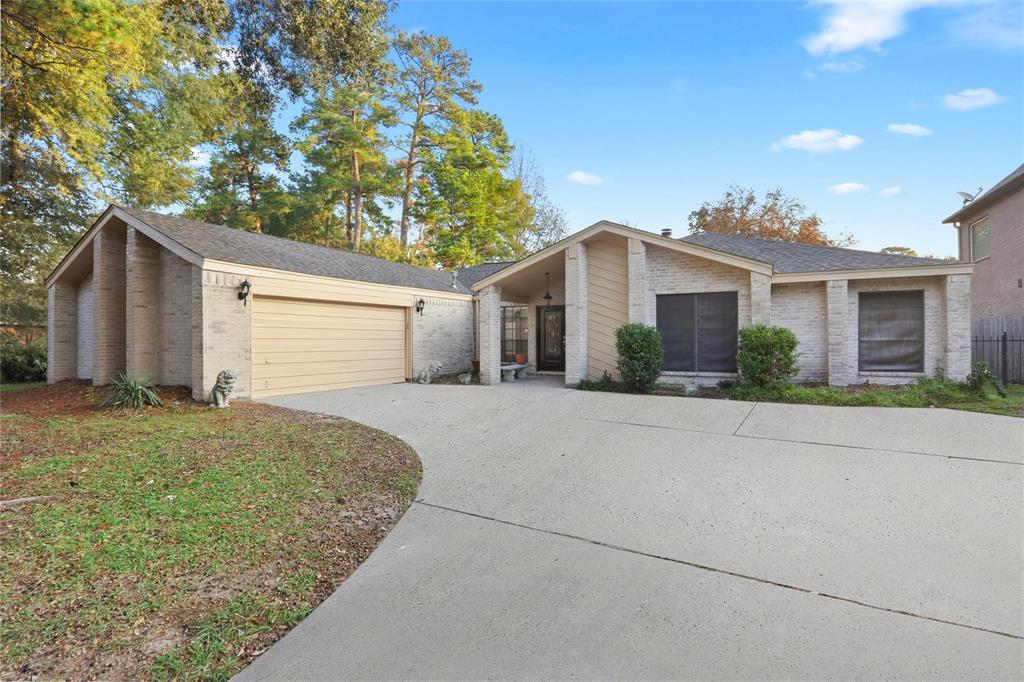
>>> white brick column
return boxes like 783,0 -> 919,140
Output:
826,279 -> 850,386
191,268 -> 252,400
944,274 -> 971,380
565,242 -> 588,384
750,272 -> 772,326
627,238 -> 648,323
477,285 -> 502,385
125,228 -> 161,382
92,224 -> 127,385
47,283 -> 78,383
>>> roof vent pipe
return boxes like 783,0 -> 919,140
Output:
661,228 -> 673,238
451,270 -> 458,289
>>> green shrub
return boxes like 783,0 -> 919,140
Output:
736,325 -> 799,388
615,324 -> 664,393
98,374 -> 163,409
579,371 -> 622,392
1,335 -> 47,383
961,361 -> 1007,398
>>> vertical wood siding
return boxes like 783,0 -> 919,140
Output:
586,235 -> 629,378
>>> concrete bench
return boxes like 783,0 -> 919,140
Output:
500,363 -> 529,381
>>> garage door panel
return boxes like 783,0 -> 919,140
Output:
254,357 -> 409,380
256,367 -> 407,392
252,296 -> 408,398
253,348 -> 406,364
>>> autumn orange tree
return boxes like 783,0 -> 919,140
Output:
688,186 -> 855,247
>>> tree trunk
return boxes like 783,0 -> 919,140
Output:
245,163 -> 262,233
351,109 -> 363,251
399,107 -> 424,249
345,190 -> 354,245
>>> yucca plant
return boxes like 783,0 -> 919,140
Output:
98,374 -> 163,409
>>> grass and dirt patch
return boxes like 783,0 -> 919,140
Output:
1,380 -> 421,681
580,374 -> 1024,417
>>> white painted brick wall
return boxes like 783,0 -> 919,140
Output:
160,250 -> 194,386
477,286 -> 502,385
944,274 -> 971,380
644,245 -> 752,326
191,269 -> 252,401
92,224 -> 127,385
564,243 -> 588,384
75,274 -> 93,380
47,283 -> 77,383
750,272 -> 772,326
826,280 -> 851,385
627,238 -> 647,323
413,296 -> 474,377
771,282 -> 827,383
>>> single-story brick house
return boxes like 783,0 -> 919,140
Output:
46,206 -> 973,399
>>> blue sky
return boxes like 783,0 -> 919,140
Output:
383,0 -> 1023,257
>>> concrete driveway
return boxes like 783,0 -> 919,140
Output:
239,378 -> 1023,680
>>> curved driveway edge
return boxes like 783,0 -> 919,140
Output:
238,381 -> 1023,679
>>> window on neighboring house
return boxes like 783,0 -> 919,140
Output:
656,292 -> 738,373
970,217 -> 990,261
858,290 -> 924,373
501,306 -> 528,363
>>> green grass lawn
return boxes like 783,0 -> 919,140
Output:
726,378 -> 1024,417
582,374 -> 1023,417
1,382 -> 420,681
0,381 -> 46,394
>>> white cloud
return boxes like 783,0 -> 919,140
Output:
887,123 -> 933,136
803,1 -> 923,56
948,3 -> 1024,49
771,129 -> 864,153
881,186 -> 903,197
828,182 -> 870,194
944,87 -> 1007,111
567,170 -> 606,185
188,147 -> 211,167
803,57 -> 866,78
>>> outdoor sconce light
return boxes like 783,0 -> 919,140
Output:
543,272 -> 553,307
238,279 -> 251,304
415,298 -> 426,316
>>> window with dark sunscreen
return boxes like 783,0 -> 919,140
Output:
656,292 -> 738,372
858,290 -> 925,372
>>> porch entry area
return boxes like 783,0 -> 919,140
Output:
501,304 -> 564,371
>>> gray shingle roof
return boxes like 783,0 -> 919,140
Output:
455,262 -> 514,288
118,206 -> 471,294
679,232 -> 951,273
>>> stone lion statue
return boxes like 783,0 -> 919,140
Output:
415,362 -> 442,384
210,369 -> 236,408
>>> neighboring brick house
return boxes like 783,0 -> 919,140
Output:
942,164 -> 1024,322
47,206 -> 974,398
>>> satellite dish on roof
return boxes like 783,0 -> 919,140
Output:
957,187 -> 984,204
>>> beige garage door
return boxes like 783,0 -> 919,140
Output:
252,296 -> 408,398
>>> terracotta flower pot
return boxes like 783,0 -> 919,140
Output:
515,353 -> 527,365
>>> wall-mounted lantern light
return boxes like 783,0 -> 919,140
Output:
238,279 -> 251,304
415,298 -> 426,316
543,272 -> 553,307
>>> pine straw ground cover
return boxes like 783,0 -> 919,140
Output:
0,381 -> 421,681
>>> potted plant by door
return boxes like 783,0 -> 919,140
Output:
515,352 -> 527,365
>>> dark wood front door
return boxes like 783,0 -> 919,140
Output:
537,305 -> 565,371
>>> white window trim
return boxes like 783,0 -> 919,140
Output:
969,215 -> 990,262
